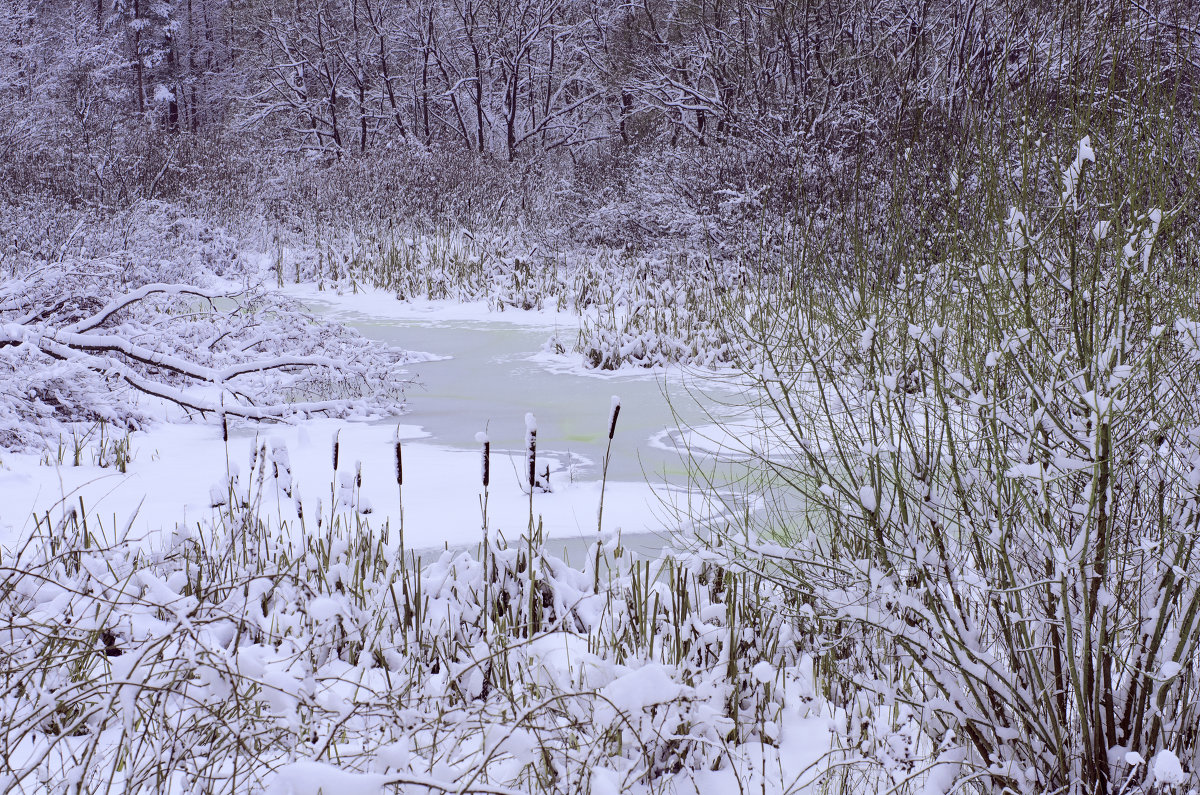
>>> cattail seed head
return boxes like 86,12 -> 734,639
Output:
274,444 -> 293,497
483,441 -> 490,487
255,442 -> 268,486
608,396 -> 621,440
394,440 -> 403,486
355,460 -> 362,490
332,431 -> 341,472
525,413 -> 537,488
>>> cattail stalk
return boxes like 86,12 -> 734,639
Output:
525,413 -> 537,533
394,430 -> 412,629
220,392 -> 230,479
476,430 -> 491,636
525,413 -> 537,491
483,441 -> 490,487
524,413 -> 538,636
394,438 -> 403,487
480,438 -> 490,489
596,396 -> 620,590
354,460 -> 362,514
394,435 -> 405,549
330,430 -> 340,531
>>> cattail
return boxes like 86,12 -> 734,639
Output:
596,396 -> 621,572
274,444 -> 293,498
254,441 -> 268,494
475,431 -> 490,487
394,439 -> 403,486
525,413 -> 537,489
483,441 -> 490,487
332,430 -> 341,472
355,460 -> 362,490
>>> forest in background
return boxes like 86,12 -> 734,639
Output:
3,0 -> 1197,252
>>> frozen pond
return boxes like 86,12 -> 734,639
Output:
355,318 -> 715,484
304,296 -> 745,559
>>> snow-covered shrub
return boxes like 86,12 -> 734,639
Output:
717,119 -> 1200,794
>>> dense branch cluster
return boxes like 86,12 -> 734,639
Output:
2,0 -> 1197,203
707,102 -> 1200,793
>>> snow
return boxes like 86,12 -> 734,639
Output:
751,660 -> 776,684
1061,136 -> 1095,206
526,633 -> 612,691
0,418 -> 686,550
1152,750 -> 1187,785
306,596 -> 343,623
920,748 -> 968,795
595,664 -> 685,725
1160,660 -> 1182,680
268,761 -> 389,795
858,485 -> 877,513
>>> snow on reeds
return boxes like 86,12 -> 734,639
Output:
0,433 -> 834,795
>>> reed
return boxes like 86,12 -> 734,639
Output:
394,431 -> 412,628
595,395 -> 620,591
2,417 -> 838,795
330,429 -> 341,530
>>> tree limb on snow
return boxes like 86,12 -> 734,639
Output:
62,283 -> 235,334
1,281 -> 396,432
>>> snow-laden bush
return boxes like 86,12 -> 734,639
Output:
715,124 -> 1200,793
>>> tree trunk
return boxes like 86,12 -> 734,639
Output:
133,0 -> 145,116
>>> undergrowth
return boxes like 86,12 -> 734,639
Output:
0,439 -> 835,794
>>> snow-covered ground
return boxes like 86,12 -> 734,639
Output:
0,417 -> 699,553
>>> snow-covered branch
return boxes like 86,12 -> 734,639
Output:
0,241 -> 405,447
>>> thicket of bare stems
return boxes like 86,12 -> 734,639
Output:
706,33 -> 1200,793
